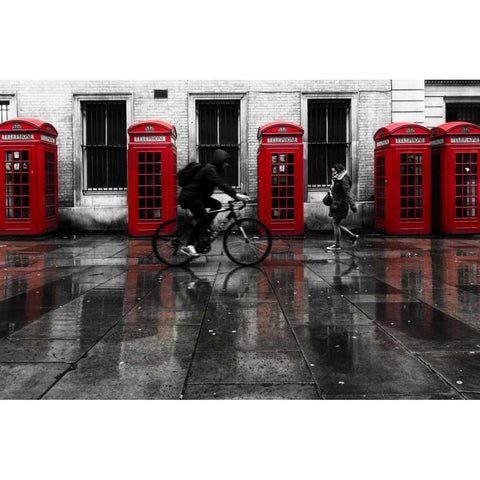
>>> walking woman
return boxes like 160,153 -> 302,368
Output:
326,163 -> 359,251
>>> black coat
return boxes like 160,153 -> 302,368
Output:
329,173 -> 355,220
179,163 -> 237,203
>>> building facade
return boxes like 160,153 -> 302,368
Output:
1,79 -> 479,232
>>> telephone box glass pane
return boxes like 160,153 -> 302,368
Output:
400,152 -> 423,219
45,151 -> 56,218
4,150 -> 29,220
455,152 -> 478,218
138,151 -> 162,221
375,156 -> 386,219
270,152 -> 295,221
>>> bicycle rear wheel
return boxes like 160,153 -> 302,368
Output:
223,218 -> 272,266
152,219 -> 195,267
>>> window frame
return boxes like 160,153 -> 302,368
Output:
73,93 -> 132,207
81,100 -> 128,193
196,99 -> 241,188
0,95 -> 17,122
188,92 -> 247,194
301,92 -> 358,199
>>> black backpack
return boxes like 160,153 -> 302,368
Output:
177,162 -> 204,187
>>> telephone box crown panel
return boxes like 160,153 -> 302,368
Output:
127,120 -> 177,236
128,120 -> 177,148
0,118 -> 58,143
257,121 -> 304,145
431,121 -> 480,144
374,122 -> 431,148
0,118 -> 58,235
431,121 -> 480,136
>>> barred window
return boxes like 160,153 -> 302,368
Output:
81,101 -> 127,191
196,100 -> 240,188
446,103 -> 480,125
307,99 -> 350,188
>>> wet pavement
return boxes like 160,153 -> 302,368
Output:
1,232 -> 480,399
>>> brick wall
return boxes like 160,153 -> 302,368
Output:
357,88 -> 392,200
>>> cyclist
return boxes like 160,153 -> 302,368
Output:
178,148 -> 250,257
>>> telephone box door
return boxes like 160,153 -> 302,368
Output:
374,123 -> 431,235
0,118 -> 58,235
431,122 -> 480,234
127,120 -> 177,236
257,122 -> 304,235
2,147 -> 33,231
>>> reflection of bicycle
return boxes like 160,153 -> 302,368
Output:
152,201 -> 272,267
220,265 -> 269,300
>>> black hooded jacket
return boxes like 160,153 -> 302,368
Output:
178,149 -> 237,202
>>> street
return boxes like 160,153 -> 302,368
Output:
1,232 -> 480,399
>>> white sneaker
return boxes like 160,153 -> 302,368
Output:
180,245 -> 200,257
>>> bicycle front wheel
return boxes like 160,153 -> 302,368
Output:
152,219 -> 195,267
223,218 -> 272,266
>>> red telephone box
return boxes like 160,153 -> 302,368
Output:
373,122 -> 431,235
127,120 -> 177,236
430,122 -> 480,234
0,118 -> 58,235
257,121 -> 304,235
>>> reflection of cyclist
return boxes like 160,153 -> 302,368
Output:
178,149 -> 250,257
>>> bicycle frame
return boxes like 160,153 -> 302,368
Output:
184,200 -> 246,245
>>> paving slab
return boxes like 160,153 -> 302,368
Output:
188,351 -> 313,384
419,351 -> 480,393
0,338 -> 96,363
285,309 -> 374,327
203,302 -> 287,327
366,302 -> 480,353
43,362 -> 187,400
184,383 -> 320,400
328,392 -> 463,400
42,323 -> 199,399
196,316 -> 298,352
293,325 -> 454,397
0,363 -> 69,399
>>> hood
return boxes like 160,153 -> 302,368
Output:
211,148 -> 231,167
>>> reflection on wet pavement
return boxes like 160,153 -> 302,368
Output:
1,233 -> 480,399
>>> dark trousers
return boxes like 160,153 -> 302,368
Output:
180,196 -> 222,244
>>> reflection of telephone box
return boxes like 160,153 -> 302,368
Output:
257,122 -> 304,235
0,118 -> 58,235
430,122 -> 480,234
127,120 -> 177,236
373,122 -> 431,234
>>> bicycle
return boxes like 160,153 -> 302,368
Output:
152,200 -> 272,267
